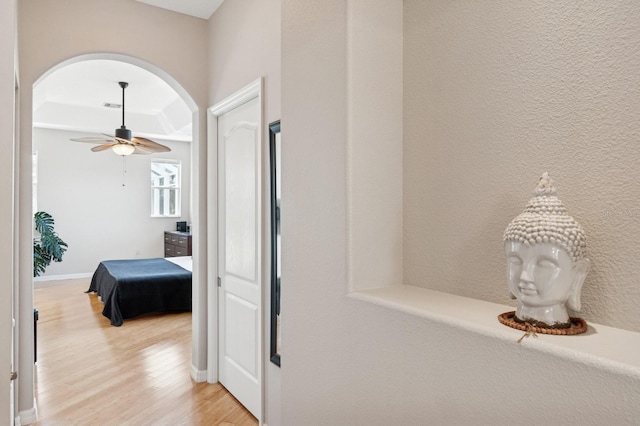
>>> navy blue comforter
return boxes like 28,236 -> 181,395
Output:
87,258 -> 192,326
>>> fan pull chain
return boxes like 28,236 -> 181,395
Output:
122,155 -> 127,187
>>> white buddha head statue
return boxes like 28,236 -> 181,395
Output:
503,173 -> 590,328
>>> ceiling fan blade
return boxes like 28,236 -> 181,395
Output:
132,145 -> 153,155
71,83 -> 176,157
70,136 -> 115,144
91,143 -> 117,152
132,137 -> 172,153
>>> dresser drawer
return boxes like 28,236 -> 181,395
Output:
178,235 -> 189,247
172,235 -> 189,248
164,231 -> 192,257
174,247 -> 189,256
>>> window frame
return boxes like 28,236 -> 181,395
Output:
150,158 -> 182,218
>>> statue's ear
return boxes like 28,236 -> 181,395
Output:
567,258 -> 590,311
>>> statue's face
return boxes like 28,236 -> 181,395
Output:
505,241 -> 575,308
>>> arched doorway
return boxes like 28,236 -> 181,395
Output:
33,58 -> 194,269
18,53 -> 207,421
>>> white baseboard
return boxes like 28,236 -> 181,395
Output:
34,273 -> 93,287
191,365 -> 207,382
34,272 -> 93,281
17,399 -> 37,425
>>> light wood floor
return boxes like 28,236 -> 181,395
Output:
32,279 -> 257,426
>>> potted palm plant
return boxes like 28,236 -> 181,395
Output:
33,211 -> 68,277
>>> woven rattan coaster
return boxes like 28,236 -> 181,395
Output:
498,311 -> 587,336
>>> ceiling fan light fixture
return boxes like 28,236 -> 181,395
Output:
115,126 -> 132,141
112,143 -> 135,156
71,81 -> 172,157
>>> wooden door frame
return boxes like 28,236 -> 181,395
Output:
207,77 -> 264,422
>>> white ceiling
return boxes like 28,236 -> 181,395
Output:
33,59 -> 192,142
136,0 -> 224,20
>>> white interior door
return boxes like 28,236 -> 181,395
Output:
218,95 -> 261,419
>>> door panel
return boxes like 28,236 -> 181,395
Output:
224,293 -> 258,376
218,95 -> 261,419
224,123 -> 257,282
226,275 -> 259,306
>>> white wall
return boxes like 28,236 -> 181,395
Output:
403,0 -> 640,333
207,1 -> 281,424
348,0 -> 403,291
281,1 -> 640,424
34,128 -> 191,277
0,0 -> 17,422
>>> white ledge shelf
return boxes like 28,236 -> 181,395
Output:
349,285 -> 640,377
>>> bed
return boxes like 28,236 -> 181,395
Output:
86,256 -> 192,326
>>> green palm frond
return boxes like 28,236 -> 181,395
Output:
33,211 -> 68,277
34,211 -> 55,235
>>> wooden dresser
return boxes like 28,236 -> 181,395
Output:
164,231 -> 192,257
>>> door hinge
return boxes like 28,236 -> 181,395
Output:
10,371 -> 17,381
217,277 -> 222,287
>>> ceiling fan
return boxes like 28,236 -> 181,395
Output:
71,81 -> 172,156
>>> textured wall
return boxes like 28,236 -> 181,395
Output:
282,1 -> 640,425
208,0 -> 281,123
404,0 -> 640,332
348,0 -> 404,291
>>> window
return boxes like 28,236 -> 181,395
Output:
151,159 -> 181,217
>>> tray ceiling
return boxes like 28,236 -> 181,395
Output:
34,59 -> 192,142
